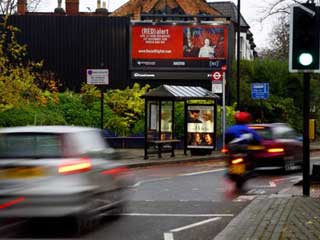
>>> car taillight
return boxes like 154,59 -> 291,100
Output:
58,158 -> 92,175
231,158 -> 244,164
267,148 -> 285,153
101,167 -> 128,176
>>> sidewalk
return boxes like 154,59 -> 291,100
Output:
214,183 -> 320,240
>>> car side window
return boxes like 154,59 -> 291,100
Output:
273,126 -> 297,139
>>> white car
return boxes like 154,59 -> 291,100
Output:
0,126 -> 131,232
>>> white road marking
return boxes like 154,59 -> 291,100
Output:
251,180 -> 277,188
179,168 -> 226,176
273,176 -> 302,183
133,177 -> 172,187
132,168 -> 226,187
233,195 -> 257,202
163,217 -> 221,240
118,213 -> 234,217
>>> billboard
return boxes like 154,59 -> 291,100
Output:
130,23 -> 228,71
187,105 -> 215,149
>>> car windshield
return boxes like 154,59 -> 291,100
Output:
249,126 -> 273,140
0,133 -> 63,158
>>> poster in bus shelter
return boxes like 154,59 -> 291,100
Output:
187,105 -> 214,149
131,24 -> 228,70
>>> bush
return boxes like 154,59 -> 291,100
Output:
0,105 -> 66,127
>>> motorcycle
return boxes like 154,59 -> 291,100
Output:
224,134 -> 262,189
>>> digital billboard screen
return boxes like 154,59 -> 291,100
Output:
130,23 -> 228,70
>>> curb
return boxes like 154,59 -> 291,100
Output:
124,154 -> 226,168
122,148 -> 320,169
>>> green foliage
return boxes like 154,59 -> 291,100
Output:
228,59 -> 303,133
0,16 -> 51,111
174,102 -> 185,138
0,105 -> 66,127
104,83 -> 150,135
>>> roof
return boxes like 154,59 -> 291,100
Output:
0,126 -> 98,134
208,1 -> 249,28
141,85 -> 220,100
111,0 -> 222,19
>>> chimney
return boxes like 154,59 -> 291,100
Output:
66,0 -> 79,15
17,0 -> 27,15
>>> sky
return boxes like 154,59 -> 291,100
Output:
38,0 -> 278,50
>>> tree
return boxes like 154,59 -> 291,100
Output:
259,16 -> 289,60
0,16 -> 56,111
0,0 -> 43,15
104,83 -> 150,136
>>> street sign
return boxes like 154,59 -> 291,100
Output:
251,83 -> 269,100
87,69 -> 109,85
212,83 -> 222,94
211,71 -> 223,81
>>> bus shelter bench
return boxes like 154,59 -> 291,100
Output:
145,139 -> 181,159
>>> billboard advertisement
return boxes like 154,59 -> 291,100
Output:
131,23 -> 228,70
187,105 -> 215,149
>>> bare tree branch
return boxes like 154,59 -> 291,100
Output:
0,0 -> 45,14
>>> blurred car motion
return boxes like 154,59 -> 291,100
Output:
0,126 -> 132,230
248,123 -> 303,172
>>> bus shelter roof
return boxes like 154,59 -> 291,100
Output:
141,85 -> 220,101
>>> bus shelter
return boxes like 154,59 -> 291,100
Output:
141,85 -> 220,159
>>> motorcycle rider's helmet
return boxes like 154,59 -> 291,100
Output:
234,111 -> 252,124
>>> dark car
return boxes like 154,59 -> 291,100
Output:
0,126 -> 132,232
248,123 -> 303,172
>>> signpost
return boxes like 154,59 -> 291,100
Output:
87,69 -> 109,129
251,83 -> 269,122
251,83 -> 269,100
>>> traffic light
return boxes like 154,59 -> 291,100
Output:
289,3 -> 320,72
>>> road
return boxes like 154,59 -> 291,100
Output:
2,155 -> 320,240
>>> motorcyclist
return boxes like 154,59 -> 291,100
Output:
225,111 -> 262,189
225,111 -> 261,145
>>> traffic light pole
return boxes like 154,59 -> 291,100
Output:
303,72 -> 310,196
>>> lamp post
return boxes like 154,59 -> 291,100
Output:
237,0 -> 241,110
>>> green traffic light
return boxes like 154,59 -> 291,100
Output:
299,53 -> 313,66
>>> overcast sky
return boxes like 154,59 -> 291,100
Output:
38,0 -> 278,50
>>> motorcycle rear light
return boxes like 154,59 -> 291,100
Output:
101,167 -> 128,176
221,147 -> 228,153
58,158 -> 92,175
231,158 -> 244,164
267,148 -> 284,153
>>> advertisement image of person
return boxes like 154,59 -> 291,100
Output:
188,110 -> 202,123
198,38 -> 216,58
203,133 -> 213,146
190,133 -> 202,146
201,110 -> 213,132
